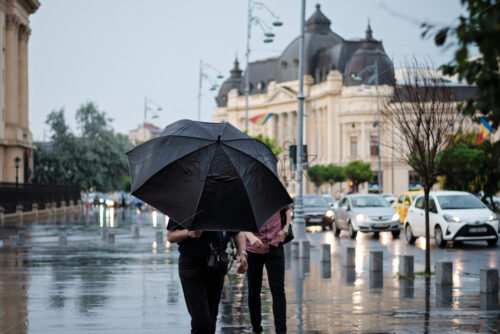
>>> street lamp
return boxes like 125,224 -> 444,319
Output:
14,157 -> 21,187
197,60 -> 224,121
293,0 -> 307,241
143,97 -> 163,143
245,0 -> 283,131
352,61 -> 382,193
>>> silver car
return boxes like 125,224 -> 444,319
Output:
333,194 -> 401,239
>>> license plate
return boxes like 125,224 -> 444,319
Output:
309,217 -> 322,223
469,227 -> 487,233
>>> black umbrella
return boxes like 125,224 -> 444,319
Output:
126,119 -> 292,232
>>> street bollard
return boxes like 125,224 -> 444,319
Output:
299,240 -> 310,259
369,251 -> 383,272
59,234 -> 67,246
436,261 -> 453,285
101,228 -> 108,241
435,284 -> 452,307
9,236 -> 19,248
108,233 -> 115,246
17,231 -> 25,246
156,231 -> 163,245
345,247 -> 355,267
132,225 -> 140,238
480,268 -> 499,293
291,241 -> 299,259
321,244 -> 331,263
399,255 -> 414,278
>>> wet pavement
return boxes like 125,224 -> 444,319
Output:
1,207 -> 500,333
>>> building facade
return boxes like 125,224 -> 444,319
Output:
128,122 -> 162,146
213,5 -> 477,197
0,0 -> 39,183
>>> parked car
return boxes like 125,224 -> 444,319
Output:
323,194 -> 336,207
404,191 -> 499,247
292,194 -> 334,230
381,193 -> 396,205
394,190 -> 423,224
333,194 -> 401,239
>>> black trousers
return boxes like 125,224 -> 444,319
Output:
247,245 -> 286,334
178,254 -> 225,334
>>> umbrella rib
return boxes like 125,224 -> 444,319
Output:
193,122 -> 217,140
218,145 -> 257,227
191,143 -> 218,226
220,142 -> 278,177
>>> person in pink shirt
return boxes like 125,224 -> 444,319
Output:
245,205 -> 291,334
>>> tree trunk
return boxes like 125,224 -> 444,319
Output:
424,187 -> 431,276
315,184 -> 320,194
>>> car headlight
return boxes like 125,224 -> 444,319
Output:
325,210 -> 334,218
443,214 -> 461,223
489,214 -> 498,221
356,214 -> 367,223
392,213 -> 400,222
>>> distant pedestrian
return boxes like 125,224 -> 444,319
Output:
245,206 -> 291,334
167,220 -> 248,334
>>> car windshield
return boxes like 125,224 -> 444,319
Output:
351,195 -> 390,208
437,195 -> 486,210
303,196 -> 328,207
323,196 -> 335,204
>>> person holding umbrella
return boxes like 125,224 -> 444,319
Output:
245,206 -> 291,334
167,222 -> 247,334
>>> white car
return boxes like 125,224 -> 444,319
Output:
333,194 -> 401,239
404,191 -> 499,247
382,193 -> 396,205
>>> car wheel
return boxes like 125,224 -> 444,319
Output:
487,238 -> 498,247
392,230 -> 401,238
434,226 -> 447,248
405,224 -> 416,244
348,221 -> 357,239
332,222 -> 340,237
373,232 -> 380,239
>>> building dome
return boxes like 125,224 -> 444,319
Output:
216,58 -> 243,107
276,4 -> 344,83
343,23 -> 394,86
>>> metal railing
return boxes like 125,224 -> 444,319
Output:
0,183 -> 80,213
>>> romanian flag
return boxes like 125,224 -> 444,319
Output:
477,117 -> 493,145
249,113 -> 274,126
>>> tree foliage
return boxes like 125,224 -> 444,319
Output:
438,142 -> 485,191
423,0 -> 500,128
33,102 -> 133,191
325,164 -> 346,185
306,165 -> 329,193
344,160 -> 373,192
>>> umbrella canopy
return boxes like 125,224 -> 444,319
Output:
126,119 -> 292,232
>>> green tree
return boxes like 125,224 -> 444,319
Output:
423,0 -> 500,128
306,165 -> 329,193
33,102 -> 133,192
344,160 -> 373,192
325,164 -> 346,190
438,142 -> 485,191
250,133 -> 283,156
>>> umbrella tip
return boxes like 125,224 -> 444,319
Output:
217,135 -> 221,143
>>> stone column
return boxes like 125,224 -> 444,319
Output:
360,121 -> 366,159
5,14 -> 20,126
18,25 -> 31,130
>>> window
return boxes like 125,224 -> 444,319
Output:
350,137 -> 358,157
370,136 -> 379,156
415,196 -> 424,209
404,195 -> 410,204
398,195 -> 404,204
409,171 -> 421,185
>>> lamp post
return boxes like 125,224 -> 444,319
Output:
143,97 -> 162,143
197,60 -> 224,121
245,0 -> 283,132
14,157 -> 20,188
352,61 -> 382,193
293,0 -> 307,241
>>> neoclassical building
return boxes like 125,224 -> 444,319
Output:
0,0 -> 39,183
213,5 -> 476,197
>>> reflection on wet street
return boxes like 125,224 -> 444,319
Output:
1,208 -> 500,333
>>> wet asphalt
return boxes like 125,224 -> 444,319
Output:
0,207 -> 499,333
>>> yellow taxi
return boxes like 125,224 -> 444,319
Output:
394,190 -> 424,224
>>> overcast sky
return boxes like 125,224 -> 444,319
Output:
28,0 -> 465,141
